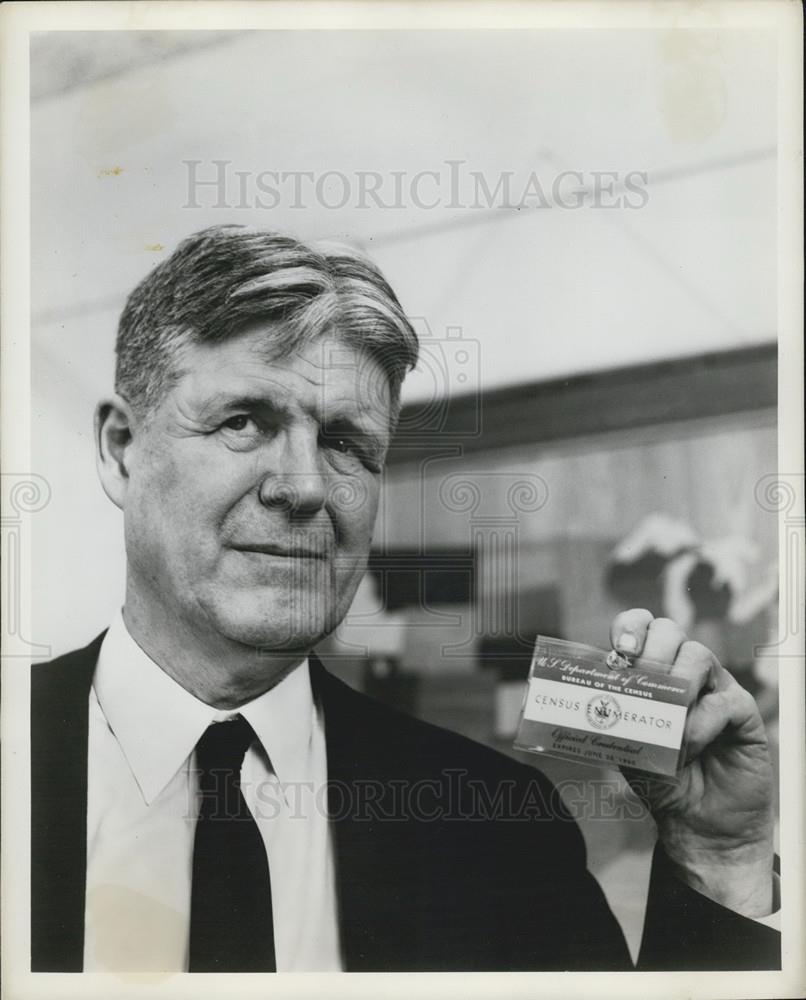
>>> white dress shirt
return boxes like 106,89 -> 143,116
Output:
84,611 -> 342,972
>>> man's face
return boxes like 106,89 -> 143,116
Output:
122,327 -> 392,653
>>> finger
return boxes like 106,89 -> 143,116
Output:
682,690 -> 733,762
669,640 -> 718,702
636,617 -> 687,670
610,608 -> 654,657
682,682 -> 767,763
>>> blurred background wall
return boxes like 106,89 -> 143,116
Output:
30,29 -> 779,956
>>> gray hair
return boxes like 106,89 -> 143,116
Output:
115,225 -> 419,422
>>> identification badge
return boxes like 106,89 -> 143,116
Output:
514,636 -> 692,777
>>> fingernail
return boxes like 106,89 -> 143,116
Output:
617,633 -> 638,654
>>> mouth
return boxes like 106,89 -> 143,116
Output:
229,543 -> 329,560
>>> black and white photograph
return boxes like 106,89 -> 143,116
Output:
1,2 -> 803,997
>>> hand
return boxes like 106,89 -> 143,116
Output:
610,609 -> 775,918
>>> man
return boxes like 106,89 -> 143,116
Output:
32,225 -> 780,973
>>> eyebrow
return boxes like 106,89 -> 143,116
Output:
204,393 -> 283,413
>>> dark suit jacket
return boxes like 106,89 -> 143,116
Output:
31,634 -> 781,972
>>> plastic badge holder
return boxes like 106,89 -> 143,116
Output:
514,636 -> 693,777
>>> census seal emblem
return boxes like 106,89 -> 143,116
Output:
586,693 -> 621,730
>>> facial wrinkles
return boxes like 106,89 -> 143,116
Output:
169,335 -> 388,439
179,368 -> 386,482
182,375 -> 285,431
221,440 -> 335,551
238,340 -> 387,436
167,391 -> 217,437
148,336 -> 386,546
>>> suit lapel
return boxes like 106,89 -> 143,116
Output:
31,634 -> 103,971
309,656 -> 426,970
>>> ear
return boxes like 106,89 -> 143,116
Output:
94,394 -> 138,510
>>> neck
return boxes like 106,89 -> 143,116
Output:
122,591 -> 308,710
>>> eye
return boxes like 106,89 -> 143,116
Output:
221,414 -> 253,432
320,427 -> 355,454
329,436 -> 354,455
321,430 -> 383,474
214,412 -> 268,451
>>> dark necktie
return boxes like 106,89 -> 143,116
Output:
188,715 -> 277,972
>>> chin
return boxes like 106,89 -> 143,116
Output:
208,599 -> 338,654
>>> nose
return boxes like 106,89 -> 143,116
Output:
258,426 -> 327,516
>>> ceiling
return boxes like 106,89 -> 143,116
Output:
31,29 -> 777,407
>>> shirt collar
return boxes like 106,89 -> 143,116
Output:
93,610 -> 313,805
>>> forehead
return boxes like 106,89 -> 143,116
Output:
174,326 -> 392,420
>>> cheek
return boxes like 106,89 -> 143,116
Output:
331,478 -> 381,548
127,448 -> 232,549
